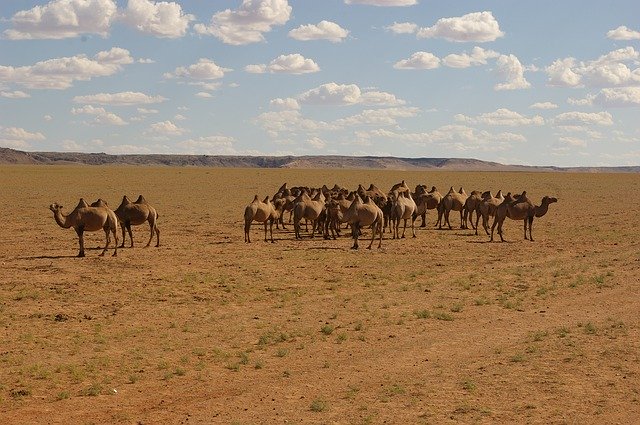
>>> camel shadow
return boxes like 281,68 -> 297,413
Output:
20,255 -> 78,259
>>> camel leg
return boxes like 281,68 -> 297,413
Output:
351,224 -> 359,250
155,225 -> 160,247
523,219 -> 528,240
528,217 -> 534,242
244,219 -> 251,243
498,219 -> 505,242
112,225 -> 118,256
420,212 -> 426,228
377,220 -> 383,249
264,221 -> 268,242
459,210 -> 464,229
367,222 -> 375,249
75,227 -> 85,257
401,218 -> 407,238
119,223 -> 126,248
445,210 -> 452,229
411,217 -> 416,238
474,212 -> 480,235
100,227 -> 109,256
127,223 -> 134,248
490,217 -> 497,242
145,219 -> 155,247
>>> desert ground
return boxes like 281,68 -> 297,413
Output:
0,165 -> 639,424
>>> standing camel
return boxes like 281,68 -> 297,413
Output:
343,194 -> 383,249
114,195 -> 160,248
413,186 -> 443,228
49,198 -> 119,257
391,190 -> 417,239
490,192 -> 557,242
462,190 -> 482,230
244,195 -> 278,243
439,187 -> 467,230
293,192 -> 325,239
474,190 -> 504,235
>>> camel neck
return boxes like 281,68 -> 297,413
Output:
535,201 -> 550,218
53,210 -> 72,228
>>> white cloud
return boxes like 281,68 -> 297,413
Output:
442,46 -> 499,68
44,115 -> 53,121
254,110 -> 333,137
1,126 -> 46,141
0,47 -> 134,90
455,109 -> 544,126
393,52 -> 441,70
334,107 -> 419,127
165,59 -> 231,80
3,0 -> 117,40
73,91 -> 166,105
494,54 -> 531,90
297,83 -> 404,106
0,90 -> 30,99
71,105 -> 127,125
288,21 -> 349,42
385,22 -> 417,34
546,58 -> 582,87
137,107 -> 159,114
194,0 -> 292,45
567,95 -> 594,106
195,92 -> 213,98
417,11 -> 504,43
345,0 -> 417,6
270,97 -> 300,110
245,54 -> 320,74
606,25 -> 640,40
176,136 -> 236,154
530,102 -> 558,110
146,120 -> 187,138
121,0 -> 194,38
308,137 -> 326,149
554,111 -> 614,126
558,136 -> 587,148
593,87 -> 640,107
174,114 -> 187,121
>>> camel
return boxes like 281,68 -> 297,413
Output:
324,192 -> 353,239
113,195 -> 160,248
474,190 -> 504,235
49,198 -> 119,257
462,190 -> 483,230
490,192 -> 558,242
244,195 -> 278,243
293,192 -> 325,239
391,189 -> 417,239
343,194 -> 383,249
439,187 -> 468,230
413,186 -> 442,228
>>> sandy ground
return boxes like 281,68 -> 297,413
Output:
1,166 -> 639,424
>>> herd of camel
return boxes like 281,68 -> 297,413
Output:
244,181 -> 558,249
47,179 -> 557,256
48,195 -> 159,257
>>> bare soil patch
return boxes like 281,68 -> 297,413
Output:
1,166 -> 639,424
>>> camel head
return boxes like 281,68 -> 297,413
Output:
542,196 -> 558,205
49,202 -> 63,213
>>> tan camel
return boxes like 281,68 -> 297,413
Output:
439,187 -> 467,229
114,195 -> 160,248
343,194 -> 383,249
49,198 -> 119,257
244,195 -> 278,243
293,192 -> 325,239
462,190 -> 483,230
474,190 -> 504,235
413,186 -> 442,228
391,189 -> 417,239
490,192 -> 558,242
324,192 -> 353,239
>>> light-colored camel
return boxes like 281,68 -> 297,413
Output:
114,195 -> 160,248
490,192 -> 558,242
293,192 -> 325,239
49,198 -> 119,257
462,190 -> 483,230
244,195 -> 278,243
413,186 -> 442,228
324,192 -> 353,239
343,194 -> 383,249
391,189 -> 417,239
439,187 -> 468,229
474,190 -> 504,235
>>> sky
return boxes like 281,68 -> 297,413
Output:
0,0 -> 639,167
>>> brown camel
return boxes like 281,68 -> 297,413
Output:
343,194 -> 383,249
49,198 -> 119,257
244,195 -> 278,243
413,186 -> 443,228
324,192 -> 353,239
462,190 -> 483,230
391,189 -> 417,239
293,192 -> 325,239
114,195 -> 160,248
439,187 -> 467,229
490,192 -> 558,242
474,190 -> 504,235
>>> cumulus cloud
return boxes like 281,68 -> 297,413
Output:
554,111 -> 614,126
120,0 -> 194,38
0,47 -> 134,90
297,83 -> 404,106
593,87 -> 640,107
145,120 -> 187,138
3,0 -> 117,40
307,137 -> 326,149
417,11 -> 504,42
195,92 -> 213,98
288,21 -> 349,42
0,126 -> 45,149
245,54 -> 320,74
393,52 -> 441,70
165,58 -> 231,80
71,105 -> 127,125
606,25 -> 640,40
194,0 -> 292,45
0,90 -> 30,99
254,110 -> 333,137
442,46 -> 499,68
334,107 -> 419,127
385,22 -> 418,34
455,109 -> 544,126
530,102 -> 558,110
73,91 -> 166,105
345,0 -> 418,6
494,54 -> 531,90
270,97 -> 300,110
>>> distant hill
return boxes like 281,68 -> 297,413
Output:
1,147 -> 638,172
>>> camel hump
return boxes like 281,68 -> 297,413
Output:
262,195 -> 270,203
91,198 -> 108,207
277,183 -> 287,193
252,194 -> 259,202
135,195 -> 147,204
76,198 -> 89,209
121,195 -> 133,204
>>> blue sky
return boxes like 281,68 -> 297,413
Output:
1,0 -> 639,166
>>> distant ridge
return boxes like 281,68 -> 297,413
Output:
0,147 -> 638,172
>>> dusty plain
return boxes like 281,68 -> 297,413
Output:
1,165 -> 639,424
